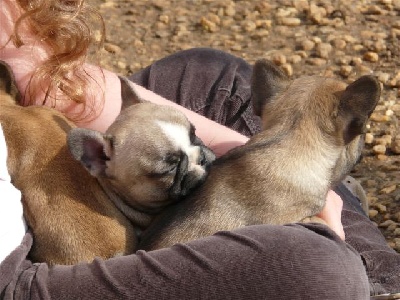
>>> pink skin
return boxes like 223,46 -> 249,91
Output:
317,191 -> 345,240
0,0 -> 345,239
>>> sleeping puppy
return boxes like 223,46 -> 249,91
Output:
0,60 -> 214,265
68,99 -> 216,229
139,59 -> 380,250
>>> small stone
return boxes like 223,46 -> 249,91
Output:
391,138 -> 400,154
281,64 -> 293,76
271,54 -> 287,65
242,20 -> 257,32
256,20 -> 272,29
353,44 -> 364,51
276,8 -> 293,18
306,58 -> 327,66
380,185 -> 397,194
388,223 -> 399,231
331,38 -> 347,49
300,39 -> 316,51
376,72 -> 391,84
375,203 -> 387,213
351,57 -> 363,66
289,54 -> 302,64
394,212 -> 400,222
375,134 -> 392,146
365,133 -> 374,144
386,109 -> 394,116
316,43 -> 333,59
311,37 -> 322,44
155,30 -> 170,38
377,154 -> 388,161
224,5 -> 236,16
117,61 -> 126,69
251,30 -> 269,38
379,219 -> 396,228
278,17 -> 301,26
356,65 -> 373,76
363,51 -> 379,62
370,113 -> 391,122
296,51 -> 308,58
159,15 -> 169,24
200,17 -> 218,32
230,44 -> 242,51
369,209 -> 379,218
373,144 -> 386,155
339,66 -> 353,77
309,4 -> 327,24
104,43 -> 121,54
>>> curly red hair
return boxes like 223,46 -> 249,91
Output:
13,0 -> 105,121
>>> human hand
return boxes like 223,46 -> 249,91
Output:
316,190 -> 345,240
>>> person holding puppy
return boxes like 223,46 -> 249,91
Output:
0,0 -> 398,299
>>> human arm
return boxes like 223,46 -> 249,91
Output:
0,223 -> 368,300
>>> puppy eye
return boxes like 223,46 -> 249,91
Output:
149,153 -> 180,178
164,153 -> 180,165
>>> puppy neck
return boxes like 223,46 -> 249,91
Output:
97,178 -> 154,229
271,129 -> 342,197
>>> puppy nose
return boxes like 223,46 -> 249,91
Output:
200,146 -> 216,166
198,148 -> 206,166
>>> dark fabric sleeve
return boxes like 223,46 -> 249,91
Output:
0,232 -> 34,299
2,224 -> 369,300
129,47 -> 261,137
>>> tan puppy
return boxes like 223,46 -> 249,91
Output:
0,61 -> 214,265
139,59 -> 380,250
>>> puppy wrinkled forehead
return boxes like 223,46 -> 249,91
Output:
155,120 -> 193,151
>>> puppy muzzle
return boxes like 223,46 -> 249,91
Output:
169,144 -> 215,201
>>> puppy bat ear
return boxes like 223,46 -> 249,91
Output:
251,59 -> 289,116
338,75 -> 380,144
67,128 -> 113,177
0,60 -> 20,102
119,76 -> 145,110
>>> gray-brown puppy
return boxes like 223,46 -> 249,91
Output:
0,61 -> 214,265
139,59 -> 380,250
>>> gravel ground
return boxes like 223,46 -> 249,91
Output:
90,0 -> 400,252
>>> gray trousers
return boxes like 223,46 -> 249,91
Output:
1,48 -> 398,300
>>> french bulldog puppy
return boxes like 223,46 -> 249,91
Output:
139,59 -> 380,250
68,99 -> 216,230
0,61 -> 214,265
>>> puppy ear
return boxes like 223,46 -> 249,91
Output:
67,128 -> 113,177
119,76 -> 145,110
338,75 -> 380,144
0,60 -> 20,102
251,59 -> 289,116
